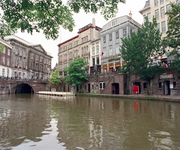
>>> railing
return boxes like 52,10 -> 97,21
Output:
86,70 -> 122,77
0,77 -> 49,81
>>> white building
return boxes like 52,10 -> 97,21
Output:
139,0 -> 180,61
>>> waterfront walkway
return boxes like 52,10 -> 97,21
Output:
76,93 -> 180,102
36,91 -> 75,96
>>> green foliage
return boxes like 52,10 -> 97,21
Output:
64,57 -> 88,87
0,44 -> 4,53
0,0 -> 125,40
163,2 -> 180,71
49,68 -> 62,85
121,16 -> 164,94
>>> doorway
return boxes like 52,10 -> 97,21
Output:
88,84 -> 90,93
163,81 -> 170,95
112,83 -> 119,94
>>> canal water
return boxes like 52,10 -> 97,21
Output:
0,94 -> 180,150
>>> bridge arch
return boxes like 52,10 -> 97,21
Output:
14,83 -> 34,94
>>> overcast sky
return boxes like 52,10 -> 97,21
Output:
15,0 -> 146,68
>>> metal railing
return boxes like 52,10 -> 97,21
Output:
0,76 -> 49,82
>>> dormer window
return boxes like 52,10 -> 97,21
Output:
111,20 -> 117,26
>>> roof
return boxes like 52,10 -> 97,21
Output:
4,35 -> 53,57
0,38 -> 12,48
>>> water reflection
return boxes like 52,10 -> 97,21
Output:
0,94 -> 180,150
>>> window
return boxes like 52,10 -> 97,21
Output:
19,51 -> 22,56
116,44 -> 119,54
159,82 -> 162,88
84,47 -> 86,54
160,0 -> 164,3
116,31 -> 119,39
103,47 -> 106,57
86,57 -> 88,62
99,82 -> 106,89
109,46 -> 112,56
8,49 -> 10,56
154,0 -> 158,6
173,82 -> 176,88
7,58 -> 10,66
14,72 -> 17,77
112,20 -> 116,26
92,46 -> 95,55
144,83 -> 147,89
82,47 -> 83,55
166,4 -> 171,12
92,85 -> 94,89
2,68 -> 5,76
85,85 -> 86,89
15,49 -> 18,55
19,72 -> 21,78
130,29 -> 133,36
97,57 -> 99,65
7,69 -> 9,77
103,36 -> 106,43
23,62 -> 26,68
3,47 -> 6,54
123,28 -> 127,37
19,60 -> 21,67
96,45 -> 99,54
177,0 -> 180,4
86,46 -> 88,53
162,21 -> 166,33
92,58 -> 95,66
23,51 -> 26,57
157,23 -> 160,31
23,73 -> 25,78
2,57 -> 5,65
15,60 -> 18,66
109,33 -> 112,41
155,9 -> 159,19
147,13 -> 151,21
161,7 -> 165,18
31,54 -> 34,60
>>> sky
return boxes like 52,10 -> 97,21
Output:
15,0 -> 146,68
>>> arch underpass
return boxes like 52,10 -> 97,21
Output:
15,83 -> 34,94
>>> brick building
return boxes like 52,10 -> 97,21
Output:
0,38 -> 12,78
57,18 -> 102,77
4,35 -> 52,80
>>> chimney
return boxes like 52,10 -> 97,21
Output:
129,11 -> 132,18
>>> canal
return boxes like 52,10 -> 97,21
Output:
0,94 -> 180,150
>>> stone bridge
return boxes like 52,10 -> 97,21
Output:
0,79 -> 52,94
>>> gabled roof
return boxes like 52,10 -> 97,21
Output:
4,35 -> 53,57
0,38 -> 12,48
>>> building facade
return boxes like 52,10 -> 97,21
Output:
90,38 -> 101,74
57,18 -> 102,77
100,15 -> 141,72
139,0 -> 180,60
4,35 -> 52,80
0,38 -> 12,78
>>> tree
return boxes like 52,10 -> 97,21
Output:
49,68 -> 62,85
0,0 -> 125,40
163,2 -> 180,71
121,16 -> 164,95
63,57 -> 88,91
0,43 -> 4,53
